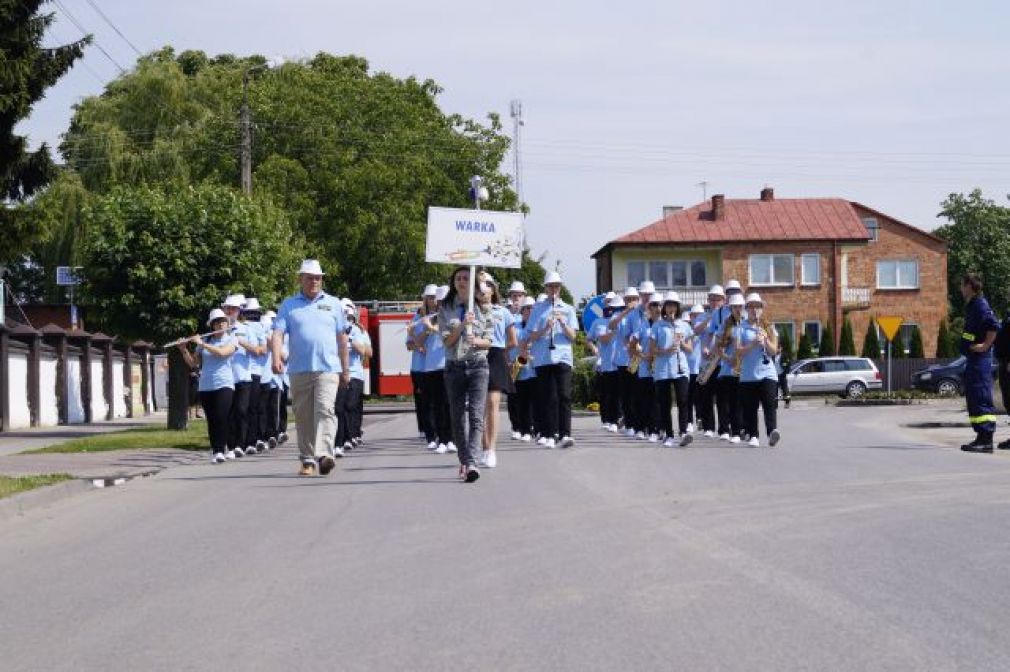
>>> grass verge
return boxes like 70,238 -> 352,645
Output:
23,421 -> 210,455
0,474 -> 74,499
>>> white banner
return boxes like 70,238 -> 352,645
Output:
426,206 -> 523,269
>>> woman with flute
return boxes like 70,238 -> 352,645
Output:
177,309 -> 237,463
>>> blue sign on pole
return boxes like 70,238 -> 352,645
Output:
581,295 -> 607,334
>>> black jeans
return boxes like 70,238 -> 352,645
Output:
422,370 -> 452,444
634,376 -> 658,434
515,377 -> 536,436
655,376 -> 690,436
264,385 -> 280,440
696,375 -> 717,432
229,381 -> 252,451
200,388 -> 234,454
535,363 -> 573,439
335,378 -> 364,447
686,374 -> 698,425
411,371 -> 425,433
600,371 -> 621,424
507,385 -> 521,433
740,379 -> 778,439
278,386 -> 289,434
245,374 -> 262,446
716,375 -> 743,437
445,359 -> 489,467
618,366 -> 636,428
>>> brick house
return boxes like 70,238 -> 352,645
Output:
591,188 -> 949,355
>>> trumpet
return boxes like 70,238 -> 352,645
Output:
510,342 -> 531,381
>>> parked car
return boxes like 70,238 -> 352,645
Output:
788,357 -> 883,398
910,356 -> 999,396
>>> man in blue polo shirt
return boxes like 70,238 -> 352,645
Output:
271,259 -> 350,476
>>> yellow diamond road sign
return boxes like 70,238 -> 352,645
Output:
877,316 -> 903,342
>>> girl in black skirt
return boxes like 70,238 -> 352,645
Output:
480,274 -> 517,469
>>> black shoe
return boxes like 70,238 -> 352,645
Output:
464,465 -> 480,483
961,441 -> 993,454
998,439 -> 1010,450
319,455 -> 337,475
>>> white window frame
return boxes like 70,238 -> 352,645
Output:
876,259 -> 919,290
749,254 -> 795,287
803,321 -> 822,350
862,217 -> 879,242
800,254 -> 821,286
628,260 -> 708,290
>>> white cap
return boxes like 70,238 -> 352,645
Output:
638,280 -> 656,294
206,308 -> 228,327
508,281 -> 526,294
728,293 -> 745,307
243,297 -> 262,313
648,294 -> 662,305
604,291 -> 617,300
690,304 -> 705,314
725,279 -> 742,292
708,284 -> 725,297
608,295 -> 625,308
221,294 -> 245,308
521,296 -> 536,308
663,291 -> 682,304
298,259 -> 325,276
435,285 -> 449,301
264,310 -> 277,319
260,314 -> 274,326
422,284 -> 438,297
745,292 -> 763,306
623,286 -> 640,298
537,293 -> 548,302
544,271 -> 562,285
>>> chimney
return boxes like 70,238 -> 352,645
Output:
760,187 -> 775,202
662,205 -> 682,218
711,194 -> 725,220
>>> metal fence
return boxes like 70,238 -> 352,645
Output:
873,357 -> 959,391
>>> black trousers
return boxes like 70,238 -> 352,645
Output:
200,388 -> 233,454
656,377 -> 691,436
599,371 -> 621,424
279,386 -> 289,433
740,379 -> 778,439
686,374 -> 698,426
245,374 -> 262,446
716,375 -> 743,437
507,385 -> 521,432
634,376 -> 658,434
264,385 -> 280,440
618,366 -> 636,428
535,363 -> 573,439
335,378 -> 365,447
229,381 -> 252,451
696,374 -> 717,432
411,371 -> 425,433
778,372 -> 791,401
422,370 -> 452,444
515,377 -> 536,436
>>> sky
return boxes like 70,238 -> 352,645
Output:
20,0 -> 1010,298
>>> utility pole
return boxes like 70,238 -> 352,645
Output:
510,99 -> 524,204
240,70 -> 253,195
696,180 -> 709,201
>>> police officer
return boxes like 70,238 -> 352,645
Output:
960,274 -> 1000,453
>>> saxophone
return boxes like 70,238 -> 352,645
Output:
628,341 -> 641,374
732,324 -> 744,377
510,342 -> 530,381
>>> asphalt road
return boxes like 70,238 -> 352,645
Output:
3,405 -> 1010,671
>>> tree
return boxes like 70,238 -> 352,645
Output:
862,319 -> 881,359
0,1 -> 89,263
60,49 -> 522,300
890,331 -> 906,358
908,325 -> 925,358
838,317 -> 856,356
81,184 -> 303,344
935,189 -> 1010,319
936,319 -> 957,358
818,321 -> 835,356
778,327 -> 795,362
796,332 -> 814,360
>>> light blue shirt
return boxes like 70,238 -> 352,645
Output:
651,319 -> 692,381
349,324 -> 370,381
246,320 -> 266,377
739,321 -> 779,383
273,291 -> 347,375
407,313 -> 426,372
590,321 -> 617,373
612,313 -> 634,367
636,318 -> 656,378
229,321 -> 253,383
687,326 -> 703,375
415,318 -> 445,372
515,325 -> 536,381
529,298 -> 579,367
198,335 -> 235,391
490,305 -> 513,349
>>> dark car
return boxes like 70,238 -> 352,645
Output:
910,356 -> 999,396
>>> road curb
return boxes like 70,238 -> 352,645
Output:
0,479 -> 93,522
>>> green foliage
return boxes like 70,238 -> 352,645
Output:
571,358 -> 598,407
862,318 -> 881,359
890,332 -> 906,358
80,184 -> 303,343
935,189 -> 1010,318
778,327 -> 795,365
936,319 -> 957,358
838,317 -> 856,356
908,325 -> 925,358
796,332 -> 814,360
0,1 -> 89,263
818,321 -> 835,356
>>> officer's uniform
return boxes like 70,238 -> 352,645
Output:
962,294 -> 999,446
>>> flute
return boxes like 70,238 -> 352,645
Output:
162,328 -> 228,349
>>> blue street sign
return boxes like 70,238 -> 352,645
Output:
581,294 -> 606,334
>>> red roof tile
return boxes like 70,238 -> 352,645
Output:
609,197 -> 871,247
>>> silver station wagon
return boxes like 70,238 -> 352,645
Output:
787,357 -> 883,398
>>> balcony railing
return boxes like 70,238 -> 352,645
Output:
842,287 -> 872,307
652,288 -> 709,308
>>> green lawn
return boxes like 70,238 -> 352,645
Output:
23,421 -> 210,454
0,474 -> 74,499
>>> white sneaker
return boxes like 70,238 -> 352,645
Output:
686,423 -> 695,433
267,437 -> 278,450
607,424 -> 618,433
485,451 -> 497,468
427,441 -> 438,451
625,428 -> 636,438
334,444 -> 345,457
635,431 -> 646,440
704,430 -> 714,438
648,433 -> 659,443
212,453 -> 225,464
233,446 -> 245,457
225,450 -> 236,460
601,423 -> 610,432
511,431 -> 521,440
436,443 -> 448,454
662,438 -> 676,447
719,433 -> 730,441
748,437 -> 760,447
769,429 -> 781,447
478,451 -> 488,466
679,434 -> 694,448
537,436 -> 548,446
560,436 -> 575,448
545,438 -> 556,449
446,442 -> 457,453
730,435 -> 741,444
256,440 -> 267,452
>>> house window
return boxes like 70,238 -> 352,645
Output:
774,321 -> 795,347
899,323 -> 918,355
668,260 -> 708,287
649,262 -> 669,289
749,254 -> 794,286
804,321 -> 822,350
862,217 -> 879,242
627,261 -> 645,289
877,260 -> 919,290
801,254 -> 821,286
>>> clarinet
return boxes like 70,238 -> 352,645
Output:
674,320 -> 684,376
548,296 -> 558,350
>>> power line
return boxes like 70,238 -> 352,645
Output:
52,0 -> 126,74
82,0 -> 143,56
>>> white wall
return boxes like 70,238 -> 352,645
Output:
90,360 -> 107,421
38,355 -> 59,427
153,354 -> 168,411
8,352 -> 31,429
66,356 -> 86,424
112,360 -> 127,418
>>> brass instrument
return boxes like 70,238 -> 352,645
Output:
510,341 -> 530,381
628,341 -> 642,374
732,324 -> 744,377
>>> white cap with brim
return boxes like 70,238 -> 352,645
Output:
544,271 -> 562,285
690,304 -> 705,314
221,294 -> 245,309
725,279 -> 742,292
243,297 -> 262,313
298,259 -> 325,276
745,292 -> 763,306
435,285 -> 449,301
728,293 -> 745,307
521,296 -> 536,308
509,281 -> 526,294
422,284 -> 438,297
708,285 -> 725,297
623,286 -> 640,298
207,308 -> 228,327
608,296 -> 625,308
604,291 -> 617,300
638,280 -> 656,294
663,291 -> 682,305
